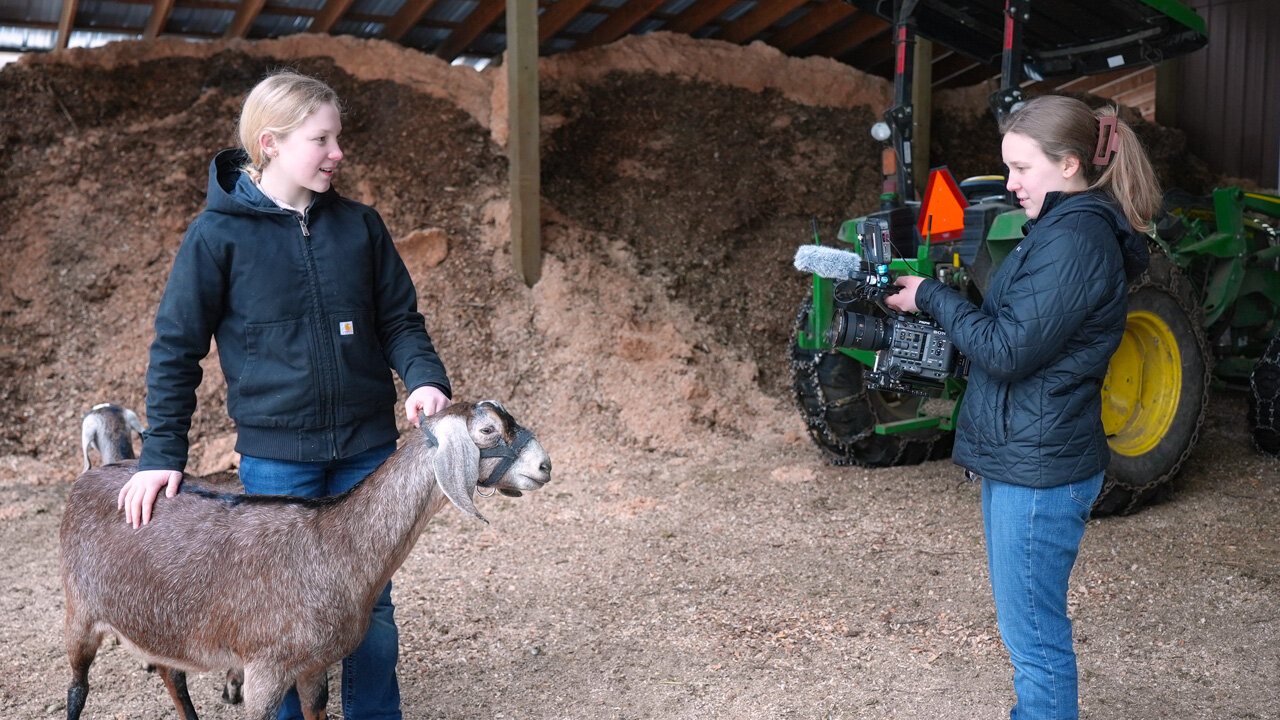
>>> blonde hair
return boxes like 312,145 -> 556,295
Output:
237,70 -> 341,182
1000,95 -> 1161,233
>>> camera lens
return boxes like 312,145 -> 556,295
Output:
827,310 -> 893,351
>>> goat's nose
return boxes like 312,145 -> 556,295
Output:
540,458 -> 552,475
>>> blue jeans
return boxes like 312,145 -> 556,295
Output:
982,472 -> 1103,720
239,441 -> 401,720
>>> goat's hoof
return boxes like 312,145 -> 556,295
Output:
221,683 -> 244,705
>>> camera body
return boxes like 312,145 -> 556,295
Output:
827,216 -> 968,396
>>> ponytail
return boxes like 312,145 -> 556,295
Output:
1001,95 -> 1161,233
1089,105 -> 1161,234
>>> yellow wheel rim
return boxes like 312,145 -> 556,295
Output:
1102,310 -> 1182,456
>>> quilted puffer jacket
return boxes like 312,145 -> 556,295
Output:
915,190 -> 1149,487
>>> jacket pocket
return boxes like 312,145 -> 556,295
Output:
998,383 -> 1011,442
1048,376 -> 1099,397
231,318 -> 318,426
331,310 -> 395,420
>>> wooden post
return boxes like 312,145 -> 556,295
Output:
507,0 -> 540,286
911,37 -> 933,194
56,0 -> 79,49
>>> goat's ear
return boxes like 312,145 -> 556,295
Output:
431,415 -> 488,524
125,409 -> 145,436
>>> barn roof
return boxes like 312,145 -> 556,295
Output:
0,1 -> 1209,120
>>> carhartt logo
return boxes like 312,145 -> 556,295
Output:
339,321 -> 354,335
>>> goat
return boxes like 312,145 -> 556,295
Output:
80,403 -> 247,704
60,400 -> 551,720
80,403 -> 145,472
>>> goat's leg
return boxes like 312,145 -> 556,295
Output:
240,663 -> 292,720
295,669 -> 330,720
64,622 -> 103,720
221,667 -> 244,704
157,666 -> 199,720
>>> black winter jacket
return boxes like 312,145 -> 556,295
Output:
138,149 -> 451,471
916,190 -> 1149,487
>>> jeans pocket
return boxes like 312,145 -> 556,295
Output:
1069,472 -> 1105,509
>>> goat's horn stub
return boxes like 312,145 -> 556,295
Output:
478,400 -> 517,430
417,411 -> 438,448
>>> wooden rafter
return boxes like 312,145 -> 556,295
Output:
1113,86 -> 1155,115
143,0 -> 175,38
806,13 -> 887,58
382,0 -> 438,41
575,0 -> 668,50
1052,67 -> 1125,93
56,0 -> 79,49
767,0 -> 856,53
929,52 -> 982,87
310,0 -> 356,34
1056,67 -> 1151,97
717,0 -> 808,45
665,0 -> 737,35
435,0 -> 505,61
537,0 -> 594,44
1054,66 -> 1157,118
224,0 -> 267,38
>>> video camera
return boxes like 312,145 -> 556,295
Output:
795,215 -> 968,397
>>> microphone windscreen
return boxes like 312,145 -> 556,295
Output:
793,245 -> 863,280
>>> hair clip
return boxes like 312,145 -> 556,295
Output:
1093,116 -> 1120,166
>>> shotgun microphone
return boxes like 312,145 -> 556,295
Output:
793,245 -> 864,280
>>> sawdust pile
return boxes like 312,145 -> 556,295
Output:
0,32 -> 1213,481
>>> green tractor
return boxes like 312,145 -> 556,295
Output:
790,0 -> 1280,514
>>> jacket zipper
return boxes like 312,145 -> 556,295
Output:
296,211 -> 339,459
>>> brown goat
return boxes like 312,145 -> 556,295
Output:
60,401 -> 551,720
80,402 -> 246,705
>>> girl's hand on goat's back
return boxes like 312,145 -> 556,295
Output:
406,385 -> 451,426
118,470 -> 184,529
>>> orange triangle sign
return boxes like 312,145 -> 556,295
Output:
918,167 -> 968,241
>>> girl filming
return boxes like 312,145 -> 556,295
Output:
887,94 -> 1160,720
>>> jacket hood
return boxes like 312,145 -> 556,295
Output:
206,148 -> 337,216
1034,190 -> 1150,281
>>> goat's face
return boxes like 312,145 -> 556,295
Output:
469,401 -> 551,495
429,401 -> 551,523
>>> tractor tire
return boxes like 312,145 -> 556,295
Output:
789,300 -> 953,467
1248,332 -> 1280,457
1095,249 -> 1212,515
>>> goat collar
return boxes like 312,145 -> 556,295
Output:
477,425 -> 536,488
417,413 -> 439,449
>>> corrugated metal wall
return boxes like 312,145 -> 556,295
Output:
1162,0 -> 1279,189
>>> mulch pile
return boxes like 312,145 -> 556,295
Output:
0,33 -> 1217,479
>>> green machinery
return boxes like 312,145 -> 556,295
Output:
790,0 -> 1280,514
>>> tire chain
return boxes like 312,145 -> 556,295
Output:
787,302 -> 937,467
1249,333 -> 1280,457
1100,249 -> 1214,514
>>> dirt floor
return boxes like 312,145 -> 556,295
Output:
0,33 -> 1274,719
